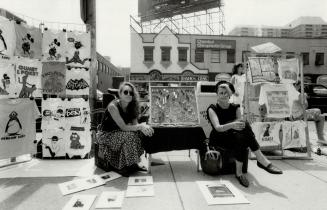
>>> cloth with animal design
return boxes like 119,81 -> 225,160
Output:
0,61 -> 17,99
42,128 -> 66,158
0,19 -> 16,58
42,29 -> 66,62
65,127 -> 91,158
15,58 -> 42,98
41,98 -> 66,130
251,121 -> 282,149
14,22 -> 42,59
41,62 -> 66,95
0,98 -> 40,159
65,31 -> 91,68
282,120 -> 306,149
65,67 -> 90,96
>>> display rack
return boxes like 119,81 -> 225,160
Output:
243,52 -> 312,160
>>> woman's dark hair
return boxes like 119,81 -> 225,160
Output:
232,63 -> 243,75
118,82 -> 140,120
215,81 -> 235,94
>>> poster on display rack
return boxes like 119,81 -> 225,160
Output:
277,57 -> 299,84
248,57 -> 278,84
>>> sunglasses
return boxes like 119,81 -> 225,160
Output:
123,90 -> 134,96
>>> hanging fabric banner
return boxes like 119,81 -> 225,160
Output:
65,31 -> 91,68
0,19 -> 16,59
0,98 -> 40,159
42,29 -> 67,62
41,62 -> 66,96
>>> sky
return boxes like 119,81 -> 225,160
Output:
0,0 -> 327,67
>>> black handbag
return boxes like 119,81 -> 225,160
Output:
200,139 -> 223,175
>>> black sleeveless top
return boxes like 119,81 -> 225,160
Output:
100,99 -> 134,132
207,103 -> 240,127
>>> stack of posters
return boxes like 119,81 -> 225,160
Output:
63,195 -> 96,210
126,176 -> 154,197
197,180 -> 249,205
59,172 -> 121,195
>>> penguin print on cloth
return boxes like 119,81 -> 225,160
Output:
41,98 -> 66,130
0,19 -> 16,59
65,31 -> 91,68
0,99 -> 40,159
15,58 -> 42,98
14,23 -> 42,59
42,29 -> 66,62
65,67 -> 90,96
64,98 -> 90,128
65,126 -> 91,158
0,61 -> 17,99
41,62 -> 66,96
42,128 -> 67,158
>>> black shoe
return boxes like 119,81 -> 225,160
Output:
257,162 -> 283,174
116,167 -> 130,177
130,164 -> 148,172
235,175 -> 249,188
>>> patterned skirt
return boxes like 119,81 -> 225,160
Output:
96,130 -> 144,170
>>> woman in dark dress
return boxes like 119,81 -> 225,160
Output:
96,82 -> 154,176
207,81 -> 282,187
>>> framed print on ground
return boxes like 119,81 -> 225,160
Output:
125,185 -> 154,197
197,180 -> 249,205
95,191 -> 124,209
63,194 -> 96,210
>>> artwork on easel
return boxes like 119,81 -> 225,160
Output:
277,58 -> 299,84
248,57 -> 278,83
149,86 -> 199,125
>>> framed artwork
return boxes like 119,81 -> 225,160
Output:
128,176 -> 153,186
248,57 -> 278,83
197,181 -> 249,205
149,86 -> 199,125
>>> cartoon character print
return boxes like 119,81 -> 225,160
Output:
70,132 -> 84,149
21,33 -> 34,57
66,40 -> 90,65
18,74 -> 36,98
44,135 -> 63,158
48,38 -> 61,60
66,78 -> 89,91
0,74 -> 10,95
5,111 -> 22,136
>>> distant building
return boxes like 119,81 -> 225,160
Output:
229,16 -> 327,38
131,26 -> 327,85
96,53 -> 124,93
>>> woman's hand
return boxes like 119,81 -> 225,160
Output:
140,123 -> 154,137
232,121 -> 245,131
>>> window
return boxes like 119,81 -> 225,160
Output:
227,49 -> 235,63
161,47 -> 171,62
143,46 -> 154,62
178,47 -> 188,62
315,53 -> 324,65
286,52 -> 295,59
195,49 -> 204,62
301,52 -> 309,65
211,50 -> 220,63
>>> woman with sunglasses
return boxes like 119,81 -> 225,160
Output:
97,82 -> 154,176
207,81 -> 282,187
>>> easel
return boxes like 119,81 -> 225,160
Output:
243,52 -> 312,160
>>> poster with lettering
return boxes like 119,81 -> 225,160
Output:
0,61 -> 17,99
14,22 -> 42,59
149,86 -> 199,125
0,19 -> 16,60
41,98 -> 66,130
277,58 -> 299,84
64,98 -> 90,128
65,67 -> 90,96
0,99 -> 40,159
251,122 -> 281,150
42,29 -> 66,62
15,58 -> 42,98
259,83 -> 291,118
248,57 -> 278,83
41,62 -> 66,95
65,31 -> 91,68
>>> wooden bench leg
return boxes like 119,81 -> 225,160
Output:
147,153 -> 152,174
196,150 -> 200,172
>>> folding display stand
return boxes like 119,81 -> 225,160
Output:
243,52 -> 312,160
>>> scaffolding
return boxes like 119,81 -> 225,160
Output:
131,7 -> 225,35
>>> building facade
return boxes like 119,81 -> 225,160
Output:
96,53 -> 123,93
131,26 -> 327,83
